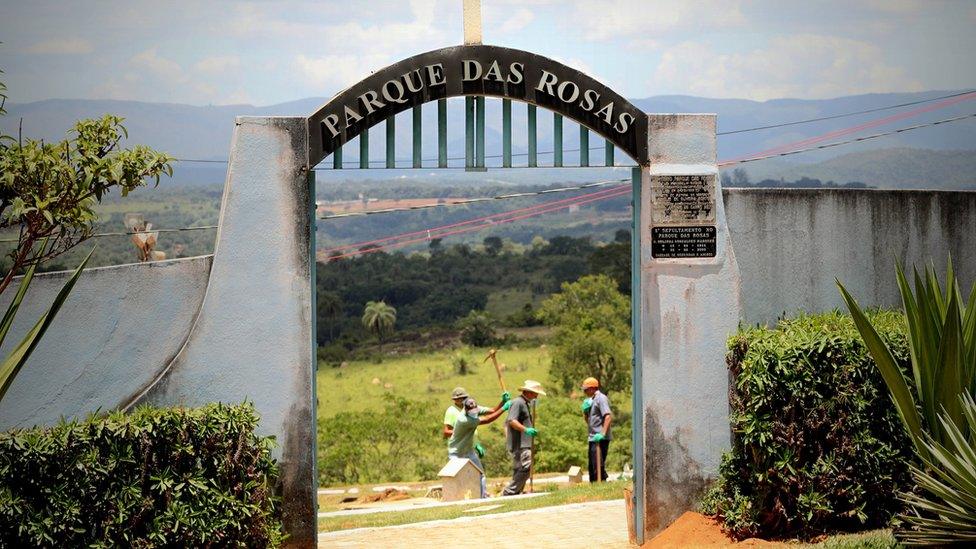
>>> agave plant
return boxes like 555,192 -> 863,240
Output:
838,261 -> 976,544
0,241 -> 93,401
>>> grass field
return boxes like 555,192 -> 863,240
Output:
317,345 -> 554,417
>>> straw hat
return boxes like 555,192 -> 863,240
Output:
518,379 -> 547,396
451,387 -> 469,399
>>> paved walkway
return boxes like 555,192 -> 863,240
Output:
318,499 -> 631,548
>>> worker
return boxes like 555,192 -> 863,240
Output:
581,376 -> 612,482
443,386 -> 509,459
448,397 -> 508,498
501,380 -> 546,496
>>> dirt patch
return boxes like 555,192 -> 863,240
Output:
646,512 -> 784,548
360,488 -> 411,503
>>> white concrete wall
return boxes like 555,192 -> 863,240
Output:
725,188 -> 976,322
0,117 -> 317,548
0,256 -> 211,429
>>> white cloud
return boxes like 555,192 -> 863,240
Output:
293,53 -> 390,91
23,38 -> 94,55
499,8 -> 534,33
570,0 -> 746,42
651,34 -> 923,100
131,48 -> 187,83
193,55 -> 241,74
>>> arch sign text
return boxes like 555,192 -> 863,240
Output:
308,45 -> 648,166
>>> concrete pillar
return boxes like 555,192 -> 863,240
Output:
638,114 -> 741,539
138,117 -> 317,547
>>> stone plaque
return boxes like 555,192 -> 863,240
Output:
651,226 -> 716,258
651,174 -> 715,224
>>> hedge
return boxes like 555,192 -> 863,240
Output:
0,402 -> 282,547
701,310 -> 915,539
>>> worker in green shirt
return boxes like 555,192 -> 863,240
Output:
448,397 -> 508,498
443,386 -> 509,459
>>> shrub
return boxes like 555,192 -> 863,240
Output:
539,275 -> 631,394
318,395 -> 441,485
702,311 -> 915,540
0,402 -> 282,547
457,310 -> 499,347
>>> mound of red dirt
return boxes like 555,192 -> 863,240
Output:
646,512 -> 783,548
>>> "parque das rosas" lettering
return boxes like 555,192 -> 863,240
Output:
309,45 -> 647,165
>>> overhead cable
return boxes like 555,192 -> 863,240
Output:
720,113 -> 976,167
172,90 -> 975,167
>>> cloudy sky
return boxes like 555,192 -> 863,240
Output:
1,0 -> 974,106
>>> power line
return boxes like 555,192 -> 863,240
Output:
720,113 -> 976,167
173,90 -> 975,168
321,183 -> 629,253
721,92 -> 975,165
318,178 -> 629,221
323,187 -> 632,260
717,90 -> 974,135
0,225 -> 218,244
35,110 -> 969,245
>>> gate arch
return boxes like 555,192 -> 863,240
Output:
307,45 -> 649,166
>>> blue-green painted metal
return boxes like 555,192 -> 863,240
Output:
528,104 -> 537,167
465,96 -> 474,169
630,166 -> 644,545
580,126 -> 589,167
438,99 -> 447,168
606,140 -> 614,167
554,113 -> 563,167
476,96 -> 485,169
333,144 -> 342,169
307,169 -> 318,517
413,105 -> 422,168
502,99 -> 512,168
386,116 -> 395,169
359,129 -> 368,169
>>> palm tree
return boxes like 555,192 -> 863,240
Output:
362,300 -> 396,353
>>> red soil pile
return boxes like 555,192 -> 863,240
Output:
360,488 -> 411,503
646,512 -> 783,548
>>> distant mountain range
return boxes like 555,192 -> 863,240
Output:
2,90 -> 974,189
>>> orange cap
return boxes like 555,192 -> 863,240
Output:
581,377 -> 599,389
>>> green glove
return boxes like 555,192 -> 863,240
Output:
524,427 -> 538,437
592,433 -> 605,442
501,391 -> 511,403
581,398 -> 593,413
502,401 -> 512,411
475,443 -> 485,458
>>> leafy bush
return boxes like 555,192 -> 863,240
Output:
702,311 -> 915,539
539,274 -> 631,394
318,395 -> 441,485
457,310 -> 499,347
0,402 -> 282,547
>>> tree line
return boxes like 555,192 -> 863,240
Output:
315,231 -> 631,352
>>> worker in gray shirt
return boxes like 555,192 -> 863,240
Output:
581,376 -> 612,482
502,380 -> 546,496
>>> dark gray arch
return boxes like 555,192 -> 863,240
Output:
307,44 -> 648,166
